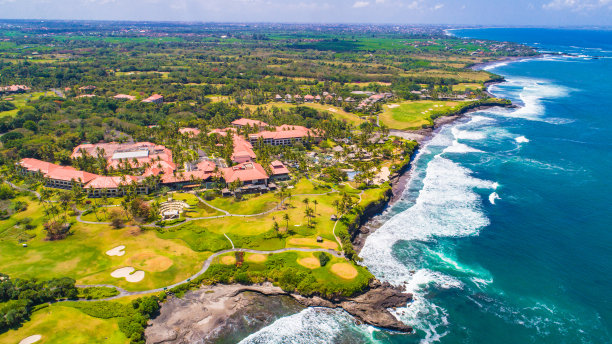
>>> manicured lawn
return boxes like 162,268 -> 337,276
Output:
379,100 -> 461,130
452,82 -> 483,92
401,69 -> 494,82
243,101 -> 364,126
0,217 -> 210,291
0,91 -> 48,117
0,304 -> 128,344
207,192 -> 279,215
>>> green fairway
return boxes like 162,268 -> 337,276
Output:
0,304 -> 128,344
379,100 -> 461,130
0,214 -> 211,291
0,92 -> 47,117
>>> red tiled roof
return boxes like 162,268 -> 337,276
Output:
179,127 -> 201,136
114,94 -> 136,100
71,142 -> 174,171
142,94 -> 163,103
222,162 -> 268,183
231,118 -> 269,128
19,158 -> 98,183
270,160 -> 290,175
160,170 -> 211,184
196,160 -> 216,173
231,136 -> 256,162
249,125 -> 317,141
84,176 -> 137,189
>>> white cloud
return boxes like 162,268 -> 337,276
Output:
543,0 -> 612,10
353,1 -> 369,8
433,3 -> 444,10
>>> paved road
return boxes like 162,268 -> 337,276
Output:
76,247 -> 344,301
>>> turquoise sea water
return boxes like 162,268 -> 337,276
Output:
239,29 -> 612,343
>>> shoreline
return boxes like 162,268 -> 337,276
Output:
146,281 -> 413,343
145,56 -> 526,342
350,54 -> 532,252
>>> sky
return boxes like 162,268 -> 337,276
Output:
0,0 -> 611,26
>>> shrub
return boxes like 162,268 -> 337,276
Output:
0,184 -> 15,200
318,252 -> 330,267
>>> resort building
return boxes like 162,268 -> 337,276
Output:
231,118 -> 269,130
19,158 -> 98,189
0,85 -> 30,94
142,94 -> 164,104
18,158 -> 149,196
231,136 -> 257,164
179,127 -> 202,136
113,94 -> 136,101
222,162 -> 268,185
269,160 -> 290,181
248,125 -> 319,146
71,142 -> 174,171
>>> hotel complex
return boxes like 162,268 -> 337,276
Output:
18,118 -> 311,197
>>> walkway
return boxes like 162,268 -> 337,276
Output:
76,247 -> 343,301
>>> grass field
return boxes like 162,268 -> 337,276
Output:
243,101 -> 364,126
379,100 -> 461,130
115,71 -> 170,78
0,178 -> 377,293
0,304 -> 128,344
0,92 -> 48,117
207,192 -> 279,215
452,82 -> 483,92
401,70 -> 494,82
0,210 -> 211,291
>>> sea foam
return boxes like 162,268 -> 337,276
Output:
515,136 -> 530,143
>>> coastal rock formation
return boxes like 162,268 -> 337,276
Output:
293,279 -> 413,332
146,281 -> 413,343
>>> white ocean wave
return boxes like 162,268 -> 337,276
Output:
358,152 -> 496,341
487,77 -> 573,124
451,127 -> 487,141
489,192 -> 501,205
515,136 -> 530,143
238,308 -> 380,344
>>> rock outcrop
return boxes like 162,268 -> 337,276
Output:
146,281 -> 413,343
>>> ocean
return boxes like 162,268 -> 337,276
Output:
238,28 -> 612,343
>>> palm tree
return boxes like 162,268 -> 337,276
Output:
313,199 -> 318,214
283,213 -> 290,231
332,199 -> 340,215
302,197 -> 310,210
305,207 -> 314,227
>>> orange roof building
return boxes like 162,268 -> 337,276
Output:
231,118 -> 269,129
270,160 -> 290,180
71,142 -> 174,171
114,94 -> 136,101
179,128 -> 201,136
142,94 -> 163,104
222,162 -> 268,185
248,125 -> 319,146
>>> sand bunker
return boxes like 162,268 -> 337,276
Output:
327,108 -> 338,112
105,245 -> 126,257
128,252 -> 173,272
298,257 -> 320,269
387,104 -> 400,109
330,263 -> 358,279
221,256 -> 236,265
19,335 -> 42,344
111,267 -> 145,282
246,254 -> 267,263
